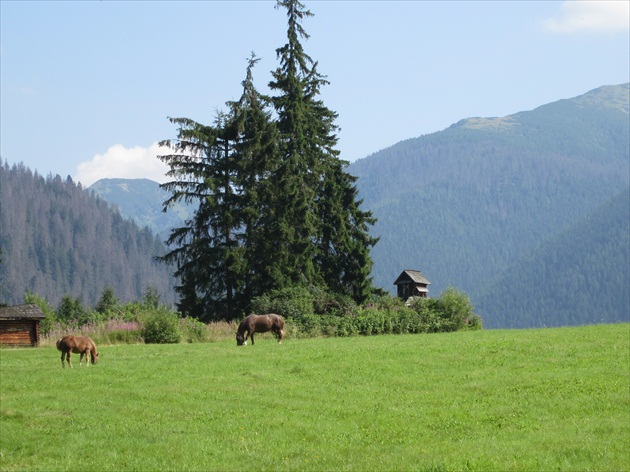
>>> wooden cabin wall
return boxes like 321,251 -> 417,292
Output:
0,320 -> 39,346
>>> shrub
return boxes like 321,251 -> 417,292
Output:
312,290 -> 357,317
437,287 -> 474,332
335,316 -> 359,337
142,308 -> 182,344
465,314 -> 483,330
251,286 -> 315,319
179,317 -> 207,343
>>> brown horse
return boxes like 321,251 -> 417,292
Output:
236,314 -> 285,346
56,335 -> 99,368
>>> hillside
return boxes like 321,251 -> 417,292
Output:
348,84 -> 629,322
478,187 -> 630,328
0,160 -> 177,307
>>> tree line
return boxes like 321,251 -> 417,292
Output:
158,0 -> 378,321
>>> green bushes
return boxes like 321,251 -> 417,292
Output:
284,287 -> 482,338
179,317 -> 207,343
140,308 -> 182,344
33,285 -> 481,346
251,286 -> 315,319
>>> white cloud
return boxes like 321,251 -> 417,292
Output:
544,1 -> 629,34
75,142 -> 170,187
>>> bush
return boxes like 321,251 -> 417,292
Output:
251,286 -> 315,319
142,308 -> 182,344
437,287 -> 475,332
179,317 -> 207,343
465,314 -> 483,330
408,289 -> 477,333
335,316 -> 359,337
312,290 -> 357,317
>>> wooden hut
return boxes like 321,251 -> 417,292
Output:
0,304 -> 46,347
394,270 -> 431,300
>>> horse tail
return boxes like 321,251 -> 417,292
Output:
56,339 -> 62,351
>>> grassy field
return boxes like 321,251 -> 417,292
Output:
1,324 -> 628,471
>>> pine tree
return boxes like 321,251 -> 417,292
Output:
158,114 -> 242,320
269,0 -> 377,302
159,1 -> 378,319
227,54 -> 283,301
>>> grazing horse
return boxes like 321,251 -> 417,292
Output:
236,314 -> 285,346
56,335 -> 98,368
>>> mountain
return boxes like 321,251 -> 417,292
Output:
0,161 -> 177,308
89,178 -> 193,239
83,84 -> 629,328
477,187 -> 629,328
348,83 -> 629,323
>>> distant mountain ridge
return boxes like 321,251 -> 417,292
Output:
88,83 -> 629,328
89,178 -> 193,238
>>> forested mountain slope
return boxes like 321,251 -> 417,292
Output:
349,84 -> 629,311
476,187 -> 629,328
0,160 -> 177,307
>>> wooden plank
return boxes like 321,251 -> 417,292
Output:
0,320 -> 39,346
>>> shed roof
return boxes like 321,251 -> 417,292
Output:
0,304 -> 46,320
393,270 -> 431,286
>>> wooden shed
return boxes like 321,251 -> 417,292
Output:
0,304 -> 46,347
394,270 -> 431,300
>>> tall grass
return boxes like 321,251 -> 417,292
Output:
39,318 -> 239,347
2,324 -> 628,471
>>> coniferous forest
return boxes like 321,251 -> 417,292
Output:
0,160 -> 176,308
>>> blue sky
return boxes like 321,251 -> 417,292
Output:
1,1 -> 628,187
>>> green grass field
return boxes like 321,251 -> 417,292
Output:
1,324 -> 628,471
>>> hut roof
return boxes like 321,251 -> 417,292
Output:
393,270 -> 431,286
0,304 -> 46,320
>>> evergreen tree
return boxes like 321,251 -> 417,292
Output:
158,114 -> 242,320
159,1 -> 378,319
269,0 -> 377,302
227,54 -> 283,301
96,287 -> 118,314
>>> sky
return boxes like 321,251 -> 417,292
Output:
1,1 -> 629,188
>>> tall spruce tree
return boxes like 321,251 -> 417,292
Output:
227,54 -> 283,303
159,57 -> 281,319
158,113 -> 242,320
269,0 -> 378,302
159,1 -> 378,320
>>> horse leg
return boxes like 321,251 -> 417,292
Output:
61,351 -> 66,368
278,329 -> 285,344
250,331 -> 255,346
85,350 -> 90,366
68,352 -> 73,369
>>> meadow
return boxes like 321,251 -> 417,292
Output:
1,324 -> 628,471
